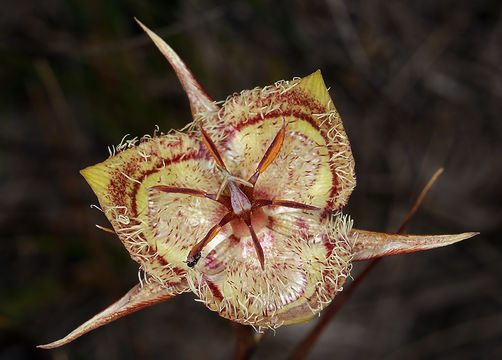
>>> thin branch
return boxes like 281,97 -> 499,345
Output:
397,168 -> 443,233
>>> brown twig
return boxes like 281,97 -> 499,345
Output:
287,168 -> 445,360
397,168 -> 444,233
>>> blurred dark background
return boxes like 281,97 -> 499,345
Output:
1,0 -> 501,359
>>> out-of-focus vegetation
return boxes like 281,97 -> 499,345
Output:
1,1 -> 501,359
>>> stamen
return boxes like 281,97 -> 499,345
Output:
148,185 -> 231,209
198,123 -> 227,170
149,185 -> 211,198
187,213 -> 235,267
245,217 -> 265,270
253,199 -> 320,211
249,118 -> 286,185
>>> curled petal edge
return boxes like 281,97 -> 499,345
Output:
38,280 -> 188,349
351,229 -> 478,261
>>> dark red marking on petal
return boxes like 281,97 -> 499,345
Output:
108,159 -> 142,208
203,250 -> 222,270
296,217 -> 309,232
107,148 -> 204,217
227,89 -> 325,134
156,256 -> 187,277
221,88 -> 325,133
128,148 -> 205,217
320,208 -> 332,220
106,136 -> 210,215
104,139 -> 214,267
171,266 -> 186,277
205,278 -> 224,301
157,256 -> 169,267
323,234 -> 336,255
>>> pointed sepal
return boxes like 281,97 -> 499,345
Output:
351,229 -> 478,261
38,279 -> 187,349
135,18 -> 219,117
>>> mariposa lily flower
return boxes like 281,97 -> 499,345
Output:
39,20 -> 477,349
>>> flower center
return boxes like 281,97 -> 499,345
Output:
149,119 -> 319,270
